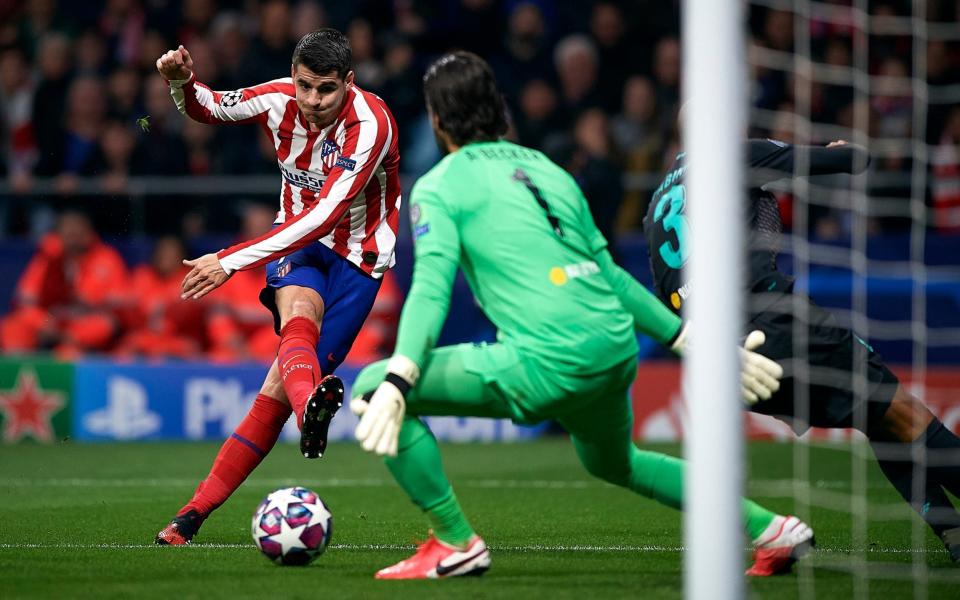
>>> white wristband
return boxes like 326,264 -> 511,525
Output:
669,322 -> 691,355
386,355 -> 420,386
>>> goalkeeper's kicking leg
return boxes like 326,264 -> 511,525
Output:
350,344 -> 811,578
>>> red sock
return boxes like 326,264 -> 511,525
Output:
277,316 -> 321,426
181,394 -> 291,517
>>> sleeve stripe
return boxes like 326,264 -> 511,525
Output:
180,77 -> 277,125
217,92 -> 393,272
275,101 -> 300,162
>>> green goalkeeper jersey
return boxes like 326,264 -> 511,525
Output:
395,140 -> 681,375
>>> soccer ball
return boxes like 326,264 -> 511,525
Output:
251,486 -> 333,565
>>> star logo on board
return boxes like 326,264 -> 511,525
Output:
0,369 -> 65,443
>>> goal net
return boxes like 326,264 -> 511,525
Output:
740,0 -> 960,597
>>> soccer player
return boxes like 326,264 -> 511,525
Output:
643,136 -> 960,562
153,29 -> 401,545
349,52 -> 812,579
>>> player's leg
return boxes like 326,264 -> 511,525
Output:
867,385 -> 960,561
260,244 -> 381,457
274,284 -> 326,423
350,344 -> 528,578
750,292 -> 960,556
555,358 -> 813,576
156,361 -> 292,545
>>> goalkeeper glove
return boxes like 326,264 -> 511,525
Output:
352,355 -> 420,457
669,323 -> 783,405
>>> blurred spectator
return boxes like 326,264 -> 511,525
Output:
210,12 -> 250,90
31,33 -> 73,176
553,34 -> 600,123
515,78 -> 560,150
589,2 -> 635,111
0,211 -> 128,358
75,29 -> 108,76
117,236 -> 208,360
932,106 -> 960,232
872,57 -> 912,139
291,1 -> 327,41
207,204 -> 277,363
568,109 -> 623,247
0,48 -> 36,189
132,76 -> 189,175
491,2 -> 552,98
106,65 -> 142,121
651,37 -> 680,113
180,0 -> 218,45
99,120 -> 136,194
349,18 -> 385,89
244,0 -> 295,84
17,0 -> 70,58
611,76 -> 667,232
99,0 -> 146,67
379,34 -> 420,135
60,76 -> 107,181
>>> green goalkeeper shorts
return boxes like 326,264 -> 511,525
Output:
351,342 -> 637,426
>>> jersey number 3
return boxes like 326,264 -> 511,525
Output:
653,185 -> 690,269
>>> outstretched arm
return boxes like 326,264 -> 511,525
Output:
353,186 -> 459,456
595,249 -> 683,346
747,138 -> 870,186
157,45 -> 280,125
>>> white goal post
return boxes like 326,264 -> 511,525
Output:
682,0 -> 747,599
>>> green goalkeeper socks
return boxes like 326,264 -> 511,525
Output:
629,449 -> 776,539
574,442 -> 776,540
425,492 -> 475,547
384,416 -> 476,547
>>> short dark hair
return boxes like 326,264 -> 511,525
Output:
423,51 -> 509,146
292,28 -> 352,79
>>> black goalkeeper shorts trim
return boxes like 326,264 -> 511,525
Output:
746,291 -> 900,435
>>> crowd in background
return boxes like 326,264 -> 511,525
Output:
0,0 -> 959,359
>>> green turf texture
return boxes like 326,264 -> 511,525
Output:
0,439 -> 957,599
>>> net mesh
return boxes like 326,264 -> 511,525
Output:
744,1 -> 960,596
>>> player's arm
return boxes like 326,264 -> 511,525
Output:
214,108 -> 393,274
594,250 -> 683,346
180,108 -> 394,300
157,45 -> 275,125
353,187 -> 459,456
578,179 -> 782,403
746,138 -> 870,186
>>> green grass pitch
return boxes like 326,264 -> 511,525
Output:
1,439 -> 958,599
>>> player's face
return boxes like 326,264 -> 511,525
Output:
291,64 -> 354,127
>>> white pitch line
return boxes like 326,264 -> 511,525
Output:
0,542 -> 944,556
0,477 -> 887,491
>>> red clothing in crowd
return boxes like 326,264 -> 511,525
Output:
207,268 -> 277,363
1,233 -> 128,357
116,263 -> 209,359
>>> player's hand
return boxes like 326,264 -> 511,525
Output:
354,356 -> 421,457
180,253 -> 230,300
739,330 -> 783,405
826,140 -> 849,148
156,45 -> 194,81
354,381 -> 405,456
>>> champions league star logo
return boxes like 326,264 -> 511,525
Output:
220,90 -> 243,107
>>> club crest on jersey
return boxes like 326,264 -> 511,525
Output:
220,90 -> 243,107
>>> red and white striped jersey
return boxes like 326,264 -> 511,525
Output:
168,74 -> 401,278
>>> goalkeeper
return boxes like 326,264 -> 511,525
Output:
349,52 -> 812,580
644,132 -> 960,563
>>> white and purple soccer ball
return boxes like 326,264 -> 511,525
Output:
251,486 -> 333,566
